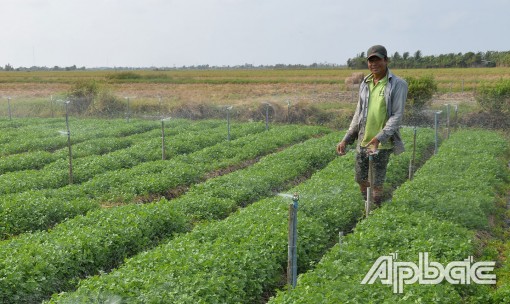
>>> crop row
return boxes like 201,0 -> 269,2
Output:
0,124 -> 327,239
493,240 -> 510,302
0,121 -> 265,194
0,118 -> 171,172
0,118 -> 166,156
0,118 -> 225,174
0,131 -> 338,303
268,129 -> 509,303
47,127 -> 435,303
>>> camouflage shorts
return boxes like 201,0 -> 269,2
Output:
355,148 -> 392,187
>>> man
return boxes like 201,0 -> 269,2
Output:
336,45 -> 407,206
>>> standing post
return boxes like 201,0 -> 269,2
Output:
366,154 -> 375,216
445,104 -> 450,139
226,106 -> 232,141
161,119 -> 166,160
64,100 -> 73,185
125,97 -> 130,123
50,95 -> 54,118
286,100 -> 291,123
454,105 -> 458,130
434,111 -> 442,155
408,127 -> 417,180
7,97 -> 12,120
287,193 -> 299,290
265,103 -> 270,131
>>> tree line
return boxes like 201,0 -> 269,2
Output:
347,50 -> 510,69
2,50 -> 510,71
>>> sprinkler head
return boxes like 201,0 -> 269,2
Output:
292,193 -> 299,202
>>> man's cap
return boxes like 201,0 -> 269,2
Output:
367,45 -> 387,59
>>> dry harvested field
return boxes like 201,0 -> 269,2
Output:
0,67 -> 507,126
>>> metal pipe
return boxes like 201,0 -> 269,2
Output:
265,103 -> 270,131
434,111 -> 441,154
445,104 -> 450,139
366,187 -> 372,217
409,127 -> 417,180
454,105 -> 458,130
366,154 -> 375,216
50,95 -> 54,118
125,97 -> 130,123
286,100 -> 291,123
227,109 -> 231,141
64,100 -> 73,184
287,193 -> 299,289
7,97 -> 12,120
161,120 -> 166,160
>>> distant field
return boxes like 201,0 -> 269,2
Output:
1,67 -> 509,87
0,67 -> 508,124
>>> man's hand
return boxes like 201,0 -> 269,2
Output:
336,141 -> 347,156
367,137 -> 380,154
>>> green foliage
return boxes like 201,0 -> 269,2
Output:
47,128 -> 432,303
476,79 -> 510,113
66,80 -> 101,114
405,75 -> 438,109
0,128 -> 334,304
66,79 -> 132,116
348,50 -> 510,69
394,130 -> 509,230
106,72 -> 169,81
106,71 -> 143,80
87,90 -> 126,117
48,148 -> 362,303
269,129 -> 508,304
0,120 -> 272,238
67,80 -> 100,99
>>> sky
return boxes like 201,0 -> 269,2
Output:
0,0 -> 508,68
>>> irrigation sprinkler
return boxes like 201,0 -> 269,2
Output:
286,100 -> 291,123
59,100 -> 73,185
50,95 -> 54,118
125,97 -> 131,123
408,127 -> 417,180
286,193 -> 299,289
161,117 -> 171,160
454,105 -> 458,130
434,111 -> 442,154
7,97 -> 12,120
264,102 -> 271,131
226,106 -> 233,141
445,104 -> 451,139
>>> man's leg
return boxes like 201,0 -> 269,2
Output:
355,151 -> 369,201
371,149 -> 392,206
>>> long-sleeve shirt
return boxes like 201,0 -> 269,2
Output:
342,68 -> 408,155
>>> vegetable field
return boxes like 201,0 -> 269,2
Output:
0,117 -> 508,303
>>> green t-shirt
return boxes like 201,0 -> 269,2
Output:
361,75 -> 393,150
